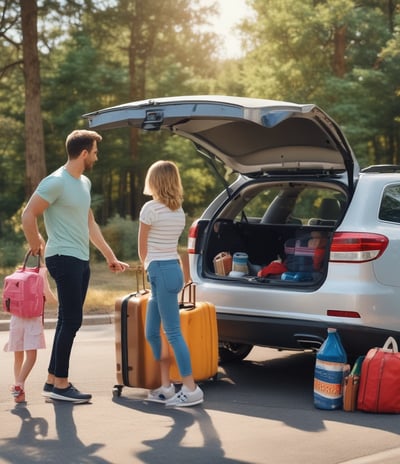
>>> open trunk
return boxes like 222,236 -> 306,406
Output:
203,219 -> 334,287
198,179 -> 347,287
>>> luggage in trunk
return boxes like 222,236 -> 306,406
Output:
282,230 -> 329,282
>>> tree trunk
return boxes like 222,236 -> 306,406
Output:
20,0 -> 46,197
332,25 -> 346,78
128,0 -> 148,219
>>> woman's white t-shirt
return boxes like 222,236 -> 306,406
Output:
139,200 -> 185,269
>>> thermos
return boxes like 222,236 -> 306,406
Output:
314,328 -> 347,410
232,252 -> 248,274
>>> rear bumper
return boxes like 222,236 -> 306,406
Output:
217,313 -> 399,357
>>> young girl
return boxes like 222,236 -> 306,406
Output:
4,243 -> 58,403
138,160 -> 204,407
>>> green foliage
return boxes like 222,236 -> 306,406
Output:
1,0 -> 400,234
241,0 -> 400,167
92,213 -> 193,263
162,135 -> 224,218
0,115 -> 26,232
0,204 -> 27,267
41,30 -> 130,176
0,240 -> 26,268
93,215 -> 139,262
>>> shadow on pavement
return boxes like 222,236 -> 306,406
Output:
208,351 -> 400,435
0,402 -> 109,464
112,394 -> 251,464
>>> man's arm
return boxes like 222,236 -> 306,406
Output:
88,209 -> 129,272
21,194 -> 50,256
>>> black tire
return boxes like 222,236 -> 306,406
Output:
219,342 -> 253,363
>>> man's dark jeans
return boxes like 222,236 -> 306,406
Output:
46,255 -> 90,378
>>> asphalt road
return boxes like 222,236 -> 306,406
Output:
1,323 -> 400,464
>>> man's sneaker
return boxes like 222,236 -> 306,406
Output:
50,383 -> 92,404
147,384 -> 176,403
42,382 -> 54,398
11,385 -> 26,403
165,386 -> 204,408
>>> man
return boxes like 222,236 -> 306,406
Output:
22,129 -> 129,403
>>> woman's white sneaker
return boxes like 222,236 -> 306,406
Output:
165,386 -> 204,407
147,384 -> 176,403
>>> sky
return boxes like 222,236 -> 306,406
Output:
200,0 -> 255,59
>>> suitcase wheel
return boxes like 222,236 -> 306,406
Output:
112,385 -> 123,398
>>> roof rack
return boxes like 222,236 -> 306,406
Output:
361,164 -> 400,173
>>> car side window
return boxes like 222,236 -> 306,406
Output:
379,185 -> 400,223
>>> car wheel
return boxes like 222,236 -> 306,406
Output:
219,342 -> 253,363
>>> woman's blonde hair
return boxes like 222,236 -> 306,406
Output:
143,160 -> 183,210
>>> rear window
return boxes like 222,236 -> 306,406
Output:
236,185 -> 345,226
379,184 -> 400,223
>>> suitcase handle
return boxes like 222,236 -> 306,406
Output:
179,281 -> 196,310
22,250 -> 41,272
135,265 -> 149,295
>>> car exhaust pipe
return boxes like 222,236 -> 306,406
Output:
294,333 -> 325,351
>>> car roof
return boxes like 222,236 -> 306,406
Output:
83,95 -> 358,181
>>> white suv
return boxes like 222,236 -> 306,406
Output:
84,96 -> 400,361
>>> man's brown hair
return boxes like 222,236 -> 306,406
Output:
65,130 -> 102,159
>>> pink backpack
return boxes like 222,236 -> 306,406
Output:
2,251 -> 45,318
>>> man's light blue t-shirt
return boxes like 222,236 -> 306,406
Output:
36,166 -> 91,261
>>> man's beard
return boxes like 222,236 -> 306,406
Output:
84,160 -> 95,171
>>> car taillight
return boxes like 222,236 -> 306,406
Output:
330,232 -> 388,263
327,310 -> 361,318
187,220 -> 199,254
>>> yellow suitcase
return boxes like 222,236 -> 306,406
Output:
114,277 -> 218,397
168,282 -> 219,383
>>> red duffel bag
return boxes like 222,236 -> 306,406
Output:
357,336 -> 400,413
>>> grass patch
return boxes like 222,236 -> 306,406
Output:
83,262 -> 144,314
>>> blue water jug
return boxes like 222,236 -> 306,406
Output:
314,328 -> 347,410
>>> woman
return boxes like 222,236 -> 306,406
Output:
138,160 -> 203,407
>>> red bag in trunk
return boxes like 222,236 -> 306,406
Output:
357,337 -> 400,413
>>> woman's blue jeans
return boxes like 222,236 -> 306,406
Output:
46,255 -> 90,378
145,259 -> 192,377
